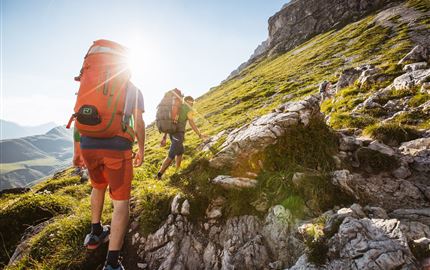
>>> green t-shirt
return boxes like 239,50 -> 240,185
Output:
179,104 -> 194,123
73,127 -> 81,142
177,104 -> 195,132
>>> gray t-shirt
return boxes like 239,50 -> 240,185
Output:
124,81 -> 145,115
123,81 -> 144,125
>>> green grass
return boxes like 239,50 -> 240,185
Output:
0,193 -> 74,267
363,123 -> 422,146
0,157 -> 62,174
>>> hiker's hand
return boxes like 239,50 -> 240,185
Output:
160,137 -> 167,147
133,149 -> 144,167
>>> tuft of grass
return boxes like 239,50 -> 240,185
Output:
329,112 -> 376,129
0,194 -> 74,267
281,195 -> 306,219
132,175 -> 181,235
32,176 -> 83,194
408,93 -> 430,107
303,218 -> 328,266
363,122 -> 421,146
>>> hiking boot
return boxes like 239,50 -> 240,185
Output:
103,262 -> 125,270
80,169 -> 89,182
71,167 -> 82,176
83,225 -> 110,250
156,172 -> 162,180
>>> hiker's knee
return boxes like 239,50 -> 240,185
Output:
112,199 -> 129,211
91,186 -> 107,196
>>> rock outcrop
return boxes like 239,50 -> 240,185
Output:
226,0 -> 394,80
131,199 -> 304,270
209,95 -> 321,170
289,204 -> 429,269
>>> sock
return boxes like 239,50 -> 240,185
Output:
106,250 -> 120,267
91,222 -> 103,236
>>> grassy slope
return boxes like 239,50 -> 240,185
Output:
2,1 -> 430,269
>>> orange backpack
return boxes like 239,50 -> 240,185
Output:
67,40 -> 134,142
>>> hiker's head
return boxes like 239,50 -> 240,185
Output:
184,96 -> 194,106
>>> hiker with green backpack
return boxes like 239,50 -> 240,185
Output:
155,90 -> 207,179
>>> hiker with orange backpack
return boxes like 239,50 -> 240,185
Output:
67,40 -> 145,270
155,92 -> 207,179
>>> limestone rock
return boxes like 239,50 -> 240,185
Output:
211,175 -> 257,190
368,140 -> 396,156
398,45 -> 430,65
400,138 -> 430,173
290,216 -> 419,269
336,65 -> 373,91
326,217 -> 418,269
331,170 -> 429,211
227,0 -> 391,79
339,135 -> 362,152
421,82 -> 430,94
181,199 -> 190,216
392,166 -> 412,179
392,69 -> 430,90
210,95 -> 321,170
171,194 -> 181,214
403,62 -> 428,72
390,208 -> 430,226
135,203 -> 304,270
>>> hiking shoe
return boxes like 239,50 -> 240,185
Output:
80,169 -> 89,182
103,262 -> 125,270
83,225 -> 110,250
71,167 -> 82,176
156,172 -> 162,180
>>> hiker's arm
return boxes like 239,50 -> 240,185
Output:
160,133 -> 167,147
189,119 -> 207,140
133,108 -> 145,167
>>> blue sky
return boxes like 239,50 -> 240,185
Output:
1,0 -> 286,126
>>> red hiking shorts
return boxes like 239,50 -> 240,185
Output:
81,149 -> 133,200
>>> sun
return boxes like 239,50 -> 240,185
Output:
126,47 -> 146,79
121,34 -> 149,81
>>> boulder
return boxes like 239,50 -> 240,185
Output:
339,135 -> 362,152
421,82 -> 430,94
211,175 -> 257,190
403,62 -> 428,72
398,45 -> 430,65
392,69 -> 430,90
331,170 -> 429,211
400,138 -> 430,173
368,140 -> 396,156
336,65 -> 374,91
290,216 -> 419,269
389,208 -> 430,226
326,217 -> 418,269
210,95 -> 321,170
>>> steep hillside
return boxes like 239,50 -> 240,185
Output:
2,0 -> 430,269
0,126 -> 73,191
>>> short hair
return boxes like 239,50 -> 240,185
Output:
184,96 -> 194,102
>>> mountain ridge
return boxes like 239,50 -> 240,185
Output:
0,126 -> 73,191
0,119 -> 58,140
